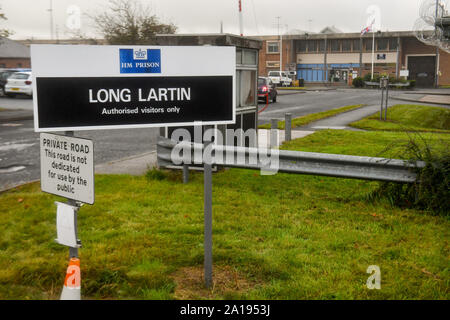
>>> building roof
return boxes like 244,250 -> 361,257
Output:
154,33 -> 262,50
0,37 -> 30,58
320,26 -> 342,34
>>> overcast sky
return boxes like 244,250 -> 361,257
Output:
1,0 -> 427,40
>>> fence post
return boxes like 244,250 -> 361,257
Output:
203,138 -> 213,289
285,113 -> 292,141
270,118 -> 278,148
380,87 -> 384,121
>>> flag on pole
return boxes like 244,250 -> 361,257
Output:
361,19 -> 375,36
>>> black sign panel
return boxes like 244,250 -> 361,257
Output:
36,76 -> 233,130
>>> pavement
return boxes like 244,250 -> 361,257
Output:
392,93 -> 450,105
0,109 -> 33,122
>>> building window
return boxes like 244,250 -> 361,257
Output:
342,40 -> 351,52
243,49 -> 257,65
377,38 -> 388,51
239,70 -> 256,107
267,41 -> 279,53
330,40 -> 340,52
389,38 -> 398,51
364,39 -> 372,51
236,49 -> 242,64
17,63 -> 22,67
266,61 -> 280,68
318,40 -> 325,52
352,39 -> 361,51
307,40 -> 317,53
297,40 -> 307,52
0,63 -> 5,68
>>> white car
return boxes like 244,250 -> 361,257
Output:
268,71 -> 292,87
5,71 -> 33,98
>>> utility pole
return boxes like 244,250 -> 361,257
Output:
276,16 -> 282,74
48,0 -> 54,40
238,0 -> 243,36
435,0 -> 440,88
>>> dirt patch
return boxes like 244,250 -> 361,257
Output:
171,265 -> 257,299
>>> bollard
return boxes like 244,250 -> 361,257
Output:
270,118 -> 278,149
380,88 -> 384,121
285,113 -> 292,141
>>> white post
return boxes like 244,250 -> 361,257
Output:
371,31 -> 375,80
280,34 -> 283,76
238,0 -> 243,36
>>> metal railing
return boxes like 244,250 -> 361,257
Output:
157,136 -> 425,183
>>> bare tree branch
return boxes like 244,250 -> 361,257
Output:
91,0 -> 177,45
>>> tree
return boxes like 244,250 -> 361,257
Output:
0,6 -> 13,38
92,0 -> 177,45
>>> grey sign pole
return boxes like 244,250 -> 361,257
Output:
285,113 -> 292,142
380,84 -> 384,121
270,119 -> 278,148
385,79 -> 389,121
65,130 -> 80,259
203,138 -> 213,288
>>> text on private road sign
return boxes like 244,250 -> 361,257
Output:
40,133 -> 94,204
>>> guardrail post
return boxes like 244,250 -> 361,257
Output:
270,118 -> 278,149
203,138 -> 213,289
285,113 -> 292,141
182,164 -> 189,184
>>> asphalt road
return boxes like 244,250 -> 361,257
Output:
0,88 -> 434,190
258,88 -> 395,124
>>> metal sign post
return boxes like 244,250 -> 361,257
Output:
65,131 -> 80,259
203,138 -> 213,289
380,77 -> 389,121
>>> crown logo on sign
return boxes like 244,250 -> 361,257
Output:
134,49 -> 147,60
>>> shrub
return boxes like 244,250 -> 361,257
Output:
369,133 -> 449,216
408,80 -> 416,88
363,73 -> 372,82
352,77 -> 364,88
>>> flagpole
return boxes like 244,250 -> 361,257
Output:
371,31 -> 375,80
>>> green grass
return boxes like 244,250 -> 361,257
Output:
349,104 -> 450,133
259,104 -> 364,130
277,87 -> 306,90
0,130 -> 449,300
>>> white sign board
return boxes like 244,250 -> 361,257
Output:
400,70 -> 409,77
31,45 -> 236,132
40,133 -> 94,204
55,202 -> 79,247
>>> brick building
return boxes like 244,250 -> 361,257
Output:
0,37 -> 31,68
253,30 -> 450,87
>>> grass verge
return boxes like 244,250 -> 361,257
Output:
276,87 -> 306,90
259,104 -> 364,130
0,130 -> 449,300
349,104 -> 450,133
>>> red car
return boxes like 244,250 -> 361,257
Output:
258,77 -> 277,103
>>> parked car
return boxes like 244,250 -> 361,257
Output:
4,71 -> 33,98
0,68 -> 30,95
258,77 -> 277,103
268,71 -> 292,87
